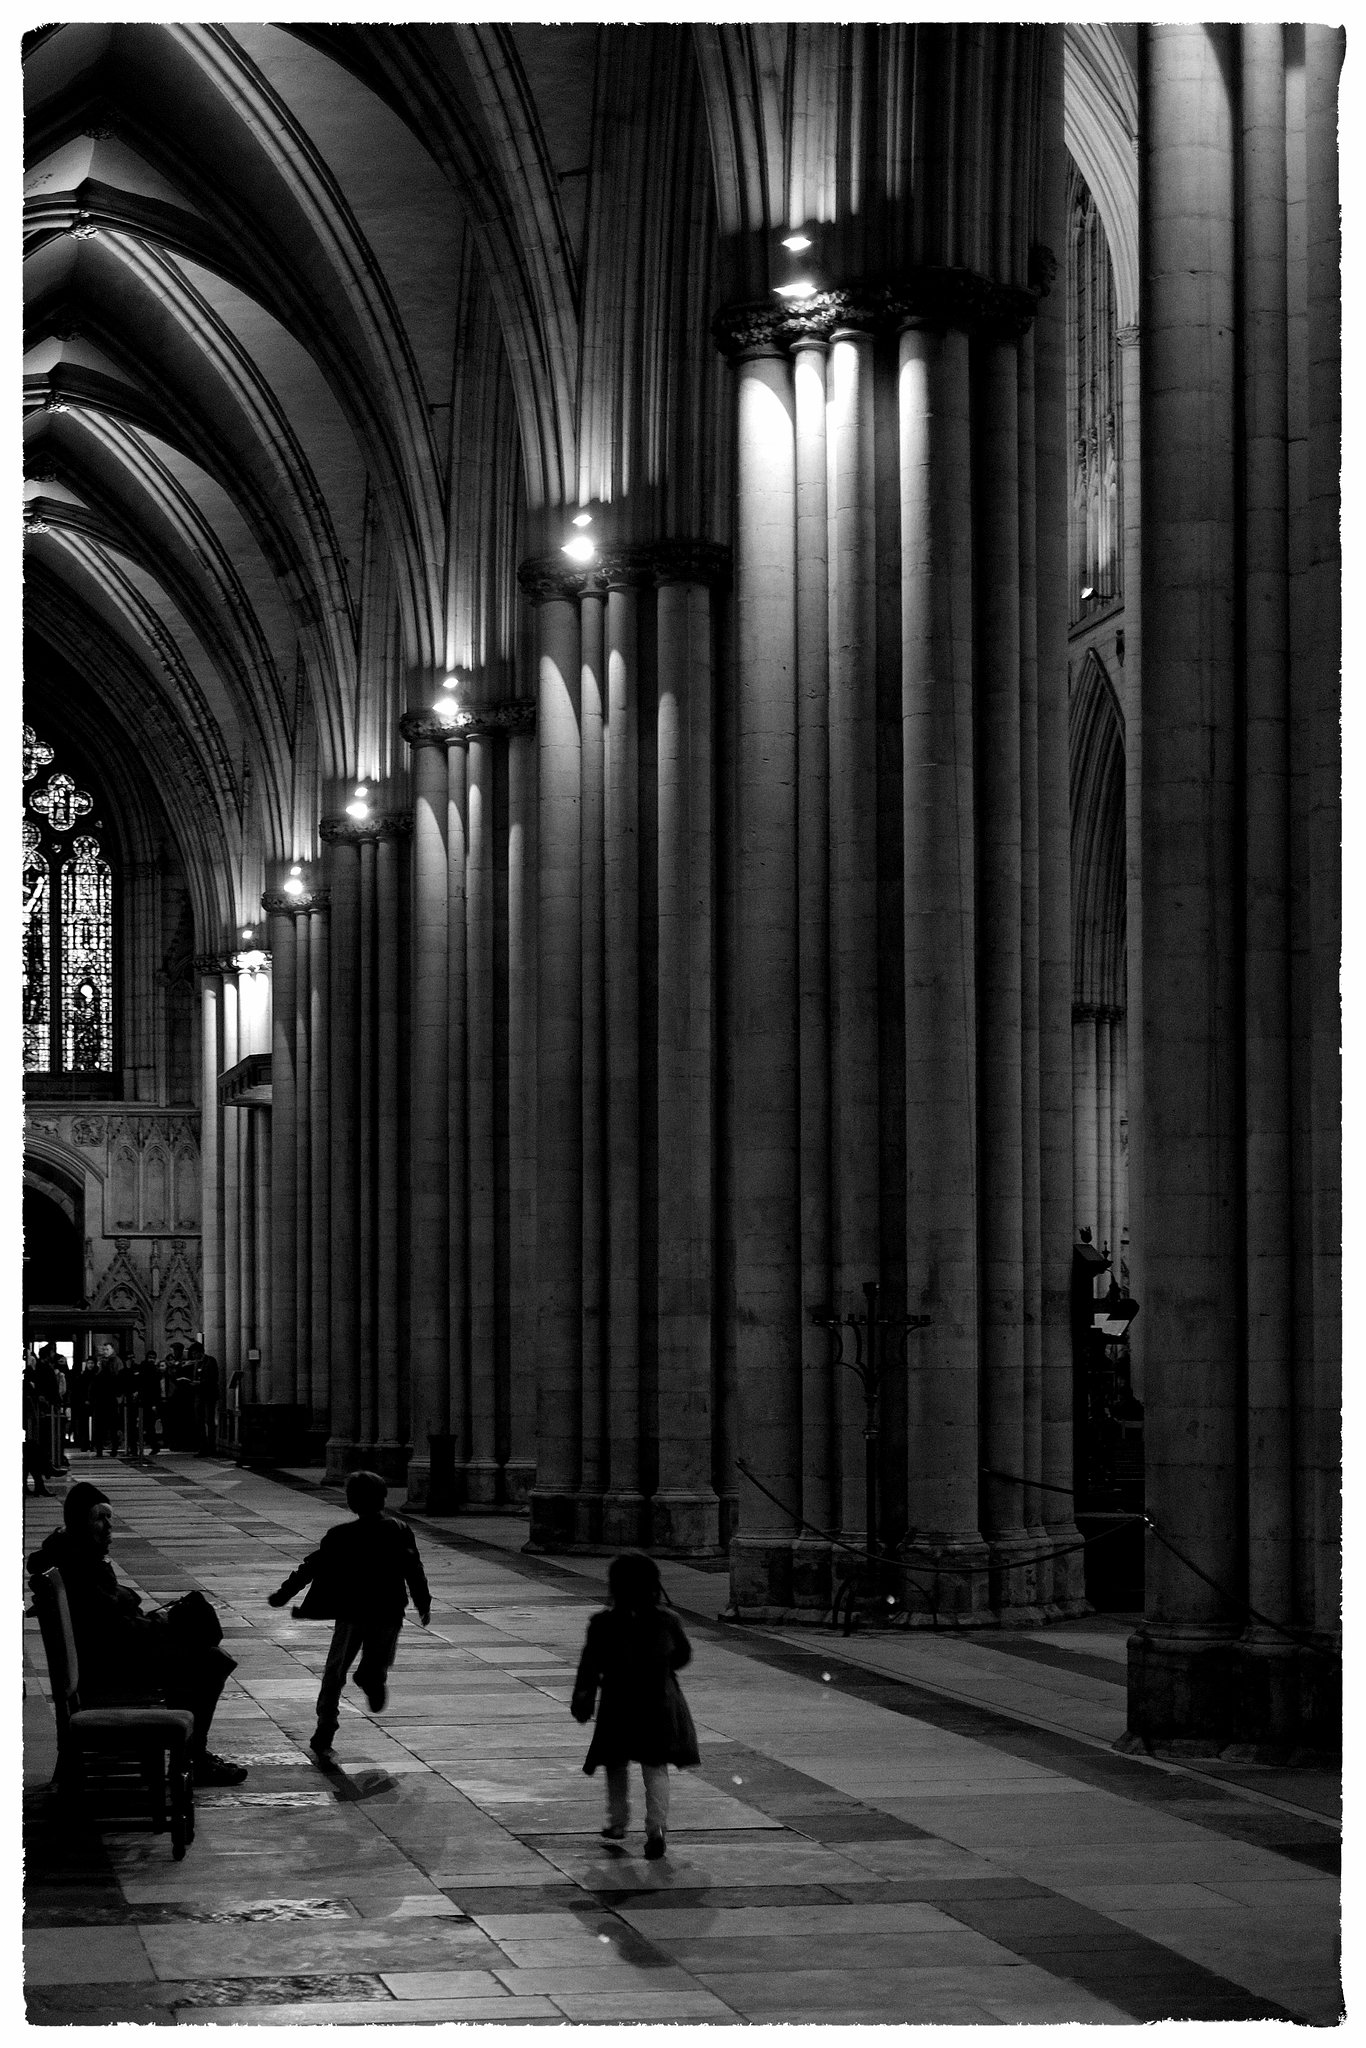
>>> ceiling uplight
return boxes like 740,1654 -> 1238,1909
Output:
774,279 -> 816,299
562,535 -> 596,564
781,233 -> 812,252
572,512 -> 593,529
283,875 -> 305,897
241,927 -> 254,941
236,947 -> 266,974
346,799 -> 370,820
433,692 -> 460,719
354,783 -> 368,798
1080,585 -> 1095,600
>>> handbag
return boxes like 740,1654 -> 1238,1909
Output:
162,1588 -> 224,1648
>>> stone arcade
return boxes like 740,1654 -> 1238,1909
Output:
23,24 -> 1340,1759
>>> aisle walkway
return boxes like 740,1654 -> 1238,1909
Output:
23,1455 -> 1342,2026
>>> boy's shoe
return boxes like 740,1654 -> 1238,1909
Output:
357,1674 -> 388,1713
194,1752 -> 248,1787
600,1824 -> 627,1841
308,1733 -> 338,1767
644,1830 -> 667,1860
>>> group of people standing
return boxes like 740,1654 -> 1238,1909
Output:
23,1341 -> 222,1484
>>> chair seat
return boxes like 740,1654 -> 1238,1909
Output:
69,1707 -> 195,1741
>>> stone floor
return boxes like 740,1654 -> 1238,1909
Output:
24,1453 -> 1343,2026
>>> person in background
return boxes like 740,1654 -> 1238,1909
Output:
23,1361 -> 50,1496
571,1553 -> 699,1861
136,1349 -> 163,1459
192,1344 -> 219,1456
88,1342 -> 120,1456
267,1470 -> 431,1764
28,1480 -> 247,1786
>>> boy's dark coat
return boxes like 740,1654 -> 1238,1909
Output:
572,1607 -> 700,1772
271,1512 -> 430,1623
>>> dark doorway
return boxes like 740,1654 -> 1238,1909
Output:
24,1185 -> 83,1310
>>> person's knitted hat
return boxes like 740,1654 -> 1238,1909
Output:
63,1480 -> 110,1531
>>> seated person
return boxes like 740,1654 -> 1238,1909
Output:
28,1480 -> 247,1786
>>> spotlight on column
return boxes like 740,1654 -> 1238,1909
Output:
283,865 -> 305,899
241,927 -> 254,941
562,510 -> 595,564
781,233 -> 812,252
1080,584 -> 1094,601
346,782 -> 370,821
571,512 -> 593,528
774,278 -> 817,299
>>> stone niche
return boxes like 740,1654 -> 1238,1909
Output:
24,1108 -> 202,1353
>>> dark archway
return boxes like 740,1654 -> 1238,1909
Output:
23,1183 -> 83,1309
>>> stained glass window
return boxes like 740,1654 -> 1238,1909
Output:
23,822 -> 51,1073
61,836 -> 113,1071
1067,166 -> 1121,627
22,735 -> 114,1076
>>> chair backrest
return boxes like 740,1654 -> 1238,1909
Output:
33,1568 -> 80,1736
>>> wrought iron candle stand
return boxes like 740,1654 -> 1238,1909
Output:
811,1281 -> 931,1634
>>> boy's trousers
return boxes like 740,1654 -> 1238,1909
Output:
314,1619 -> 400,1736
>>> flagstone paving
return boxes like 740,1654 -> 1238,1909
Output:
23,1453 -> 1342,2026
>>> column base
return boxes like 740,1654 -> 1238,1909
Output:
895,1537 -> 994,1620
601,1492 -> 647,1548
648,1489 -> 722,1554
324,1435 -> 355,1486
726,1533 -> 800,1616
527,1489 -> 579,1551
464,1459 -> 502,1508
369,1440 -> 411,1488
791,1537 -> 833,1609
985,1530 -> 1054,1619
1124,1624 -> 1341,1758
573,1492 -> 605,1547
1042,1519 -> 1090,1615
502,1459 -> 536,1507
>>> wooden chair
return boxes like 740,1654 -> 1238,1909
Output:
32,1567 -> 195,1859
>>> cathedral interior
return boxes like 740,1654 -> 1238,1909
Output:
21,22 -> 1342,2026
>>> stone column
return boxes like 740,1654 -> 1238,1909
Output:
1130,24 -> 1242,1745
253,1107 -> 271,1391
326,835 -> 360,1475
791,334 -> 833,1588
447,741 -> 469,1477
601,578 -> 643,1546
238,1089 -> 256,1392
307,898 -> 331,1431
265,897 -> 297,1410
1095,1010 -> 1114,1260
293,907 -> 311,1408
527,576 -> 583,1547
1072,1012 -> 1099,1243
727,342 -> 802,1607
467,729 -> 499,1502
1037,26 -> 1084,1603
221,973 -> 240,1395
975,333 -> 1031,1589
577,588 -> 607,1538
898,320 -> 990,1610
375,832 -> 402,1467
1117,322 -> 1144,1408
403,725 -> 449,1505
198,968 -> 225,1399
357,836 -> 377,1448
653,560 -> 720,1552
826,323 -> 882,1547
505,716 -> 538,1502
1016,327 -> 1045,1545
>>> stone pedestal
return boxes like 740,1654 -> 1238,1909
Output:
238,1402 -> 308,1466
648,1490 -> 721,1555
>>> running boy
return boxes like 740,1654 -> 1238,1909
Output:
268,1469 -> 431,1761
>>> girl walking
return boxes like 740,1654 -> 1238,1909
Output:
571,1554 -> 699,1859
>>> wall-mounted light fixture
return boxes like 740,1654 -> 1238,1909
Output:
781,233 -> 812,252
562,509 -> 596,565
346,782 -> 370,821
283,863 -> 305,898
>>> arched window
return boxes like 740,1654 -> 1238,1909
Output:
1067,165 -> 1121,625
23,726 -> 115,1076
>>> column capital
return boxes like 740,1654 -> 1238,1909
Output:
319,811 -> 413,846
518,540 -> 730,600
714,266 -> 1046,361
400,703 -> 535,749
193,952 -> 237,979
1117,321 -> 1141,349
261,888 -> 328,916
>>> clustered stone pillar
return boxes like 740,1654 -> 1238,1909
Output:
399,701 -> 536,1512
1130,22 -> 1341,1753
519,542 -> 729,1554
716,227 -> 1080,1620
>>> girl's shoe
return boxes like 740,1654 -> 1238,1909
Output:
600,1824 -> 627,1841
644,1830 -> 667,1860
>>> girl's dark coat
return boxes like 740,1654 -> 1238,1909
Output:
572,1607 -> 700,1772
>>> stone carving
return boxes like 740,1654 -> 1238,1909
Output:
71,1116 -> 106,1147
517,540 -> 731,604
319,811 -> 414,844
399,703 -> 537,749
712,267 -> 1047,360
